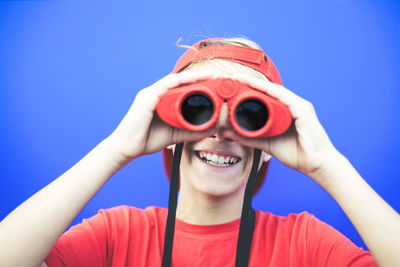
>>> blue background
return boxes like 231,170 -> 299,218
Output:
1,0 -> 399,251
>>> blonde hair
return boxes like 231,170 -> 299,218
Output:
176,37 -> 269,82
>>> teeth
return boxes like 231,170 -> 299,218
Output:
197,151 -> 239,167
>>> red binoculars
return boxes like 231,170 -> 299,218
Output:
156,77 -> 292,138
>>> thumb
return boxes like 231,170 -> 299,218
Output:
169,126 -> 217,146
223,130 -> 271,154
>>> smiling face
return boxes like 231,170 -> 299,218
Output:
166,39 -> 275,224
179,108 -> 257,198
175,60 -> 270,199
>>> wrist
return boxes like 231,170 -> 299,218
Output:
307,150 -> 351,190
101,135 -> 135,168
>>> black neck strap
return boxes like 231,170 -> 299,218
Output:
161,143 -> 183,267
235,149 -> 261,267
162,143 -> 262,267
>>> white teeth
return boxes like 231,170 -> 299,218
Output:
206,161 -> 230,167
197,151 -> 240,167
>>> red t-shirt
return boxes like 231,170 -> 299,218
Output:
45,206 -> 377,266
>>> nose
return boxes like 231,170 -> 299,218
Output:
213,102 -> 234,142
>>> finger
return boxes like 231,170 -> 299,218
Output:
228,73 -> 318,120
133,71 -> 219,111
228,73 -> 305,106
127,71 -> 221,138
150,71 -> 218,95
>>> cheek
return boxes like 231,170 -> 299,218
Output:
242,147 -> 252,172
184,142 -> 196,164
258,152 -> 267,170
180,150 -> 193,177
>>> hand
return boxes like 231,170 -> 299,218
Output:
221,74 -> 340,180
107,71 -> 218,162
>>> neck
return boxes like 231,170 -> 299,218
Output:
176,185 -> 246,225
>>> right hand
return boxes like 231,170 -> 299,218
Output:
107,71 -> 218,162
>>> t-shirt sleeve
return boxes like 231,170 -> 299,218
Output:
44,209 -> 109,267
303,213 -> 378,267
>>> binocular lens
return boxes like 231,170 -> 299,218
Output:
235,99 -> 269,131
181,94 -> 214,125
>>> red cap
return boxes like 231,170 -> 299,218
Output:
172,38 -> 282,84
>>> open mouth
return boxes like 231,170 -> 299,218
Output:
194,150 -> 242,167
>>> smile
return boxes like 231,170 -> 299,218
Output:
194,150 -> 241,167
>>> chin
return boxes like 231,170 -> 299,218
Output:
193,178 -> 247,198
179,145 -> 251,198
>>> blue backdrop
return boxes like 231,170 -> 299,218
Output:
1,0 -> 399,251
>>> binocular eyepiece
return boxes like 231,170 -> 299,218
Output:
156,78 -> 291,138
181,93 -> 269,131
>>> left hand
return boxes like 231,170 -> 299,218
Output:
221,74 -> 340,180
